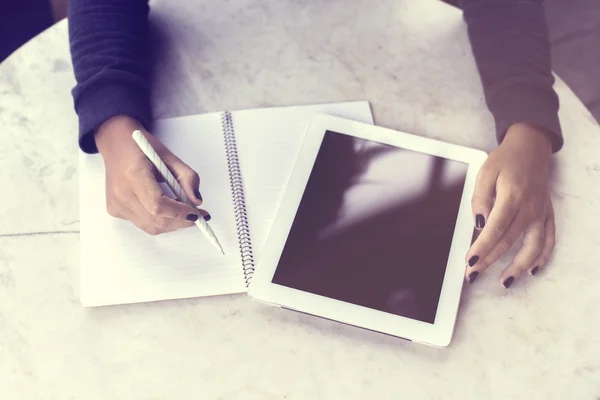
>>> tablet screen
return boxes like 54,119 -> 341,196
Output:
271,130 -> 468,324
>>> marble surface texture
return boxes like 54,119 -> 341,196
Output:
1,1 -> 599,399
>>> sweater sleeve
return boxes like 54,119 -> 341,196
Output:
68,0 -> 152,154
460,0 -> 563,152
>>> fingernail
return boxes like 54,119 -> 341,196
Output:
194,188 -> 203,202
475,214 -> 485,229
503,276 -> 515,289
186,214 -> 199,222
203,213 -> 212,222
468,271 -> 479,284
468,255 -> 479,267
531,266 -> 539,275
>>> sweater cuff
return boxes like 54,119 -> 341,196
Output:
490,85 -> 563,153
75,83 -> 152,154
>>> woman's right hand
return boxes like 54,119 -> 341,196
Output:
95,115 -> 209,235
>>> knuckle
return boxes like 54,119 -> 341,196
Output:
525,203 -> 542,220
498,236 -> 513,252
124,165 -> 144,179
534,234 -> 545,250
148,199 -> 163,216
112,186 -> 128,201
522,210 -> 536,223
152,216 -> 168,231
491,224 -> 507,241
181,168 -> 200,182
106,202 -> 120,218
189,169 -> 200,180
509,194 -> 523,207
509,188 -> 526,204
143,225 -> 160,236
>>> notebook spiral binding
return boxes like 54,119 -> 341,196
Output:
221,111 -> 255,287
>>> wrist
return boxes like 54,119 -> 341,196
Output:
504,122 -> 553,156
95,115 -> 145,156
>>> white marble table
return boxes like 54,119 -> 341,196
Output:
1,1 -> 599,399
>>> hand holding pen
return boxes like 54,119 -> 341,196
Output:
132,129 -> 224,253
94,116 -> 224,253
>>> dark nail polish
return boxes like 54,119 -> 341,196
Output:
186,214 -> 199,222
475,214 -> 485,229
503,276 -> 515,289
468,271 -> 479,284
194,188 -> 203,201
468,255 -> 479,267
203,214 -> 212,222
531,266 -> 539,275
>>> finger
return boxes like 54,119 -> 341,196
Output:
118,176 -> 210,236
132,172 -> 202,221
116,188 -> 195,234
113,202 -> 176,235
177,199 -> 212,220
498,220 -> 545,288
163,154 -> 203,206
465,192 -> 519,268
127,194 -> 196,235
471,167 -> 497,230
106,199 -> 128,220
529,214 -> 556,275
196,208 -> 212,222
470,211 -> 527,274
466,211 -> 526,284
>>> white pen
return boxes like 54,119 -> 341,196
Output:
131,130 -> 225,254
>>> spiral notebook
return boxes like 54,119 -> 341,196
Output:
79,101 -> 374,307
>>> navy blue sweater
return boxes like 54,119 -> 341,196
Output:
68,0 -> 563,154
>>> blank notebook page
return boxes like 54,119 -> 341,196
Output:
80,112 -> 244,307
79,102 -> 373,307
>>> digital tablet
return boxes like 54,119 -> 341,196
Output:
248,114 -> 487,347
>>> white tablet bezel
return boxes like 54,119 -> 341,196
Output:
248,114 -> 487,347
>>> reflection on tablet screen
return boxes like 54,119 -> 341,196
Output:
272,130 -> 468,324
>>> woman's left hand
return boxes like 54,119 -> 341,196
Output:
465,122 -> 556,288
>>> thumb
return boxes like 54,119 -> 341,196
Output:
163,154 -> 203,207
471,167 -> 497,230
